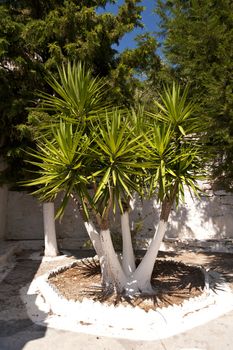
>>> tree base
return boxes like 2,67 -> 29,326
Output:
48,256 -> 205,310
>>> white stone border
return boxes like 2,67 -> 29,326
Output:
28,251 -> 73,261
22,258 -> 233,340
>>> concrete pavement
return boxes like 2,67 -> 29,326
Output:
0,247 -> 233,350
1,310 -> 233,350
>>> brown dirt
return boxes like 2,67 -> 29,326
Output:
49,257 -> 205,312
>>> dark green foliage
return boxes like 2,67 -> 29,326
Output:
0,0 -> 162,186
0,5 -> 46,185
157,0 -> 233,189
24,63 -> 205,227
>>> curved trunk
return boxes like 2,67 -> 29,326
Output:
84,221 -> 114,290
84,221 -> 103,258
43,202 -> 59,257
70,195 -> 103,257
82,197 -> 174,297
100,229 -> 127,293
126,220 -> 167,295
121,211 -> 136,275
124,199 -> 172,296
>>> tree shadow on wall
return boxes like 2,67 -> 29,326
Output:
166,205 -> 194,240
195,191 -> 233,240
166,190 -> 233,242
135,196 -> 193,241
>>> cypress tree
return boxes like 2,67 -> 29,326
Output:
157,0 -> 233,188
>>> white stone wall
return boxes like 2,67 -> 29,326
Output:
131,189 -> 233,242
5,191 -> 88,243
6,191 -> 44,240
2,186 -> 233,248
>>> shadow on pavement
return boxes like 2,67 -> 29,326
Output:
204,252 -> 233,284
0,251 -> 47,350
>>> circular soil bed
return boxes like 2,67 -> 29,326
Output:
49,258 -> 205,311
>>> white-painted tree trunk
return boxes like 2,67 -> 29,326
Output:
84,221 -> 103,258
125,220 -> 167,295
43,202 -> 59,257
100,229 -> 127,292
85,220 -> 168,296
121,211 -> 136,275
83,221 -> 114,289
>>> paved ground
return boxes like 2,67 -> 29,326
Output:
0,248 -> 233,350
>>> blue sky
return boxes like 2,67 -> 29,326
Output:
98,0 -> 161,52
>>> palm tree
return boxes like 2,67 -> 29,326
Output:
26,61 -> 109,258
24,63 -> 206,296
127,84 -> 207,293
